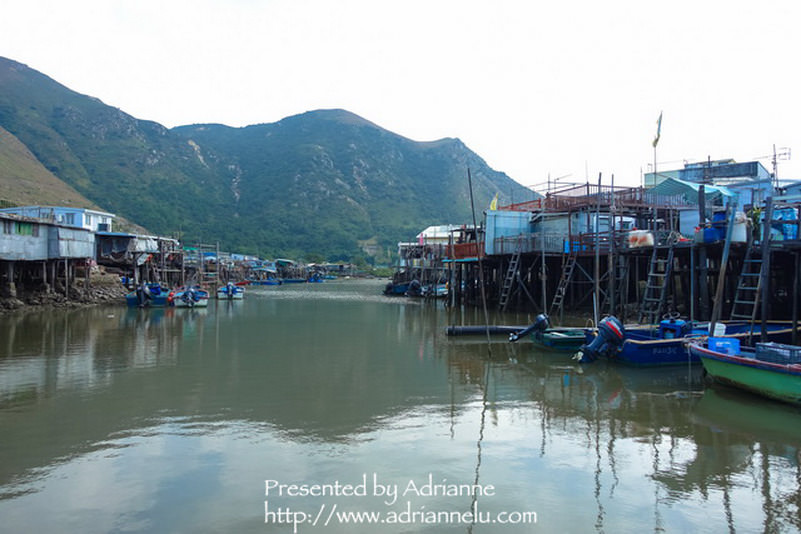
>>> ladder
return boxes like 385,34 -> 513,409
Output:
549,248 -> 577,319
498,242 -> 522,311
601,254 -> 629,316
638,237 -> 677,324
730,237 -> 763,322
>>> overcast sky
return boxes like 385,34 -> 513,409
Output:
2,0 -> 799,192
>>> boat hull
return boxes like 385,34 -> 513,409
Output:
533,329 -> 586,351
247,279 -> 281,285
690,343 -> 801,405
125,293 -> 170,308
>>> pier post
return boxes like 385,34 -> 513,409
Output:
2,261 -> 17,298
697,186 -> 710,320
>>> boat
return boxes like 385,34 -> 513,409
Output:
383,281 -> 410,296
688,339 -> 801,405
172,286 -> 210,308
577,316 -> 800,365
245,277 -> 282,286
508,314 -> 586,352
217,282 -> 244,300
125,283 -> 171,308
422,283 -> 448,298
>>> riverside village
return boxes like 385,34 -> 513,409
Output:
3,154 -> 801,399
4,151 -> 801,533
0,153 -> 801,396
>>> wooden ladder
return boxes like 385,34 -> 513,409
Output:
638,236 -> 676,324
730,237 -> 763,322
601,254 -> 629,316
549,248 -> 577,319
498,242 -> 522,311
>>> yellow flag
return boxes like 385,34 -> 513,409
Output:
489,193 -> 498,210
652,111 -> 663,148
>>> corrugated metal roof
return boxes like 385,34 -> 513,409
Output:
649,177 -> 735,201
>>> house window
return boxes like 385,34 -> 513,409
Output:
32,224 -> 39,237
2,220 -> 11,234
15,222 -> 33,235
65,213 -> 75,225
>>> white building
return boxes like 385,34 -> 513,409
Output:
0,206 -> 115,232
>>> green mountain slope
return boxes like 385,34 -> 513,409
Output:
0,56 -> 535,260
0,125 -> 100,208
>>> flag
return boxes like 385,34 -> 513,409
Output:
652,111 -> 663,148
489,192 -> 498,210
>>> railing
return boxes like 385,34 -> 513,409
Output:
492,233 -> 566,254
502,185 -> 696,213
446,242 -> 484,259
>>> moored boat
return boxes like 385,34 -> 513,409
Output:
246,277 -> 282,285
172,286 -> 210,308
577,316 -> 800,365
383,281 -> 410,296
689,339 -> 801,405
217,282 -> 244,300
125,283 -> 171,308
509,314 -> 586,352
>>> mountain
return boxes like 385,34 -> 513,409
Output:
0,125 -> 99,209
0,57 -> 535,261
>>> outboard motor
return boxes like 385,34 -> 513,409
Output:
182,286 -> 197,307
576,315 -> 626,362
136,283 -> 152,307
509,314 -> 550,343
406,279 -> 422,297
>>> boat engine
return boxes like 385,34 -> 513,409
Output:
136,284 -> 152,307
509,314 -> 550,343
182,287 -> 198,306
576,315 -> 625,362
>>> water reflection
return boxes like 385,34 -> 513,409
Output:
0,280 -> 799,532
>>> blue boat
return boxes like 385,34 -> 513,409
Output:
383,281 -> 410,296
245,278 -> 281,286
578,316 -> 800,365
125,283 -> 171,308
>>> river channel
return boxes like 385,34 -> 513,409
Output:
1,279 -> 800,533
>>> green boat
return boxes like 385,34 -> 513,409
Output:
688,340 -> 801,406
509,314 -> 586,352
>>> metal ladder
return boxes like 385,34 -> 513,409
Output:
549,248 -> 577,318
730,237 -> 763,322
498,242 -> 522,311
638,237 -> 676,324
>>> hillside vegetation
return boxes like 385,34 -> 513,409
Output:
0,56 -> 536,261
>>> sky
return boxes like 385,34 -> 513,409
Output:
1,0 -> 800,193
